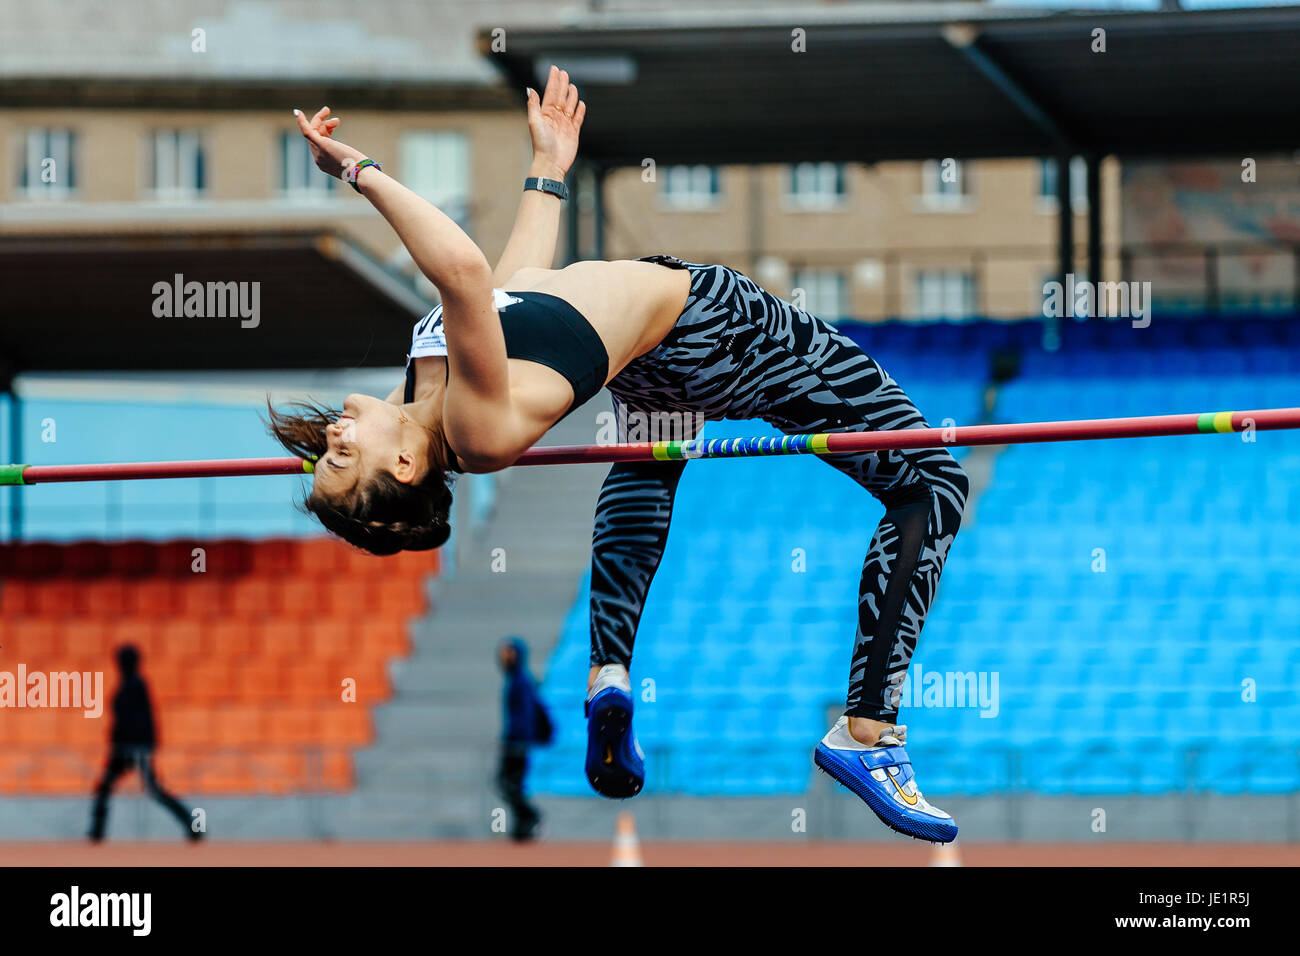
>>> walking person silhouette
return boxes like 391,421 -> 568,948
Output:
88,645 -> 201,842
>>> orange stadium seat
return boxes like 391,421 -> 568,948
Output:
326,657 -> 389,701
203,540 -> 252,576
249,539 -> 299,576
61,542 -> 111,577
263,750 -> 309,795
156,540 -> 205,576
106,616 -> 160,654
27,760 -> 97,795
212,705 -> 264,746
32,581 -> 83,617
10,710 -> 62,746
126,579 -> 180,616
162,707 -> 213,746
190,757 -> 258,794
1,536 -> 435,796
303,629 -> 356,661
181,661 -> 236,704
3,617 -> 59,660
375,578 -> 426,617
207,619 -> 259,658
283,660 -> 340,701
357,616 -> 413,657
154,618 -> 206,660
0,542 -> 60,577
0,581 -> 36,616
322,578 -> 382,618
384,547 -> 441,580
149,750 -> 192,792
80,579 -> 131,615
234,662 -> 288,701
319,751 -> 355,791
58,620 -> 109,658
255,618 -> 309,660
59,709 -> 107,746
316,707 -> 372,746
262,705 -> 321,745
227,577 -> 281,619
175,578 -> 232,617
0,755 -> 34,793
275,578 -> 323,618
295,538 -> 352,577
106,541 -> 161,576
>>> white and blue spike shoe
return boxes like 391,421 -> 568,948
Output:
814,716 -> 958,844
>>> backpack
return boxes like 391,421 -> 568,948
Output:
533,700 -> 554,746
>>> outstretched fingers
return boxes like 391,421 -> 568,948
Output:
541,64 -> 569,111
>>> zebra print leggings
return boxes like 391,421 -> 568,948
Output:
591,255 -> 969,720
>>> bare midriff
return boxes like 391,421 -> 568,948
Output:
503,258 -> 693,386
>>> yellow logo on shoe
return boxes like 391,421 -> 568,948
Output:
887,770 -> 919,806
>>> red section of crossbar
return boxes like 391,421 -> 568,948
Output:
20,457 -> 309,484
11,408 -> 1300,481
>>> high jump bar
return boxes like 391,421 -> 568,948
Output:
2,407 -> 1298,485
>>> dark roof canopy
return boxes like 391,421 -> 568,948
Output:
0,233 -> 426,374
481,6 -> 1300,165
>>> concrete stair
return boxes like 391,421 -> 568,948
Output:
335,396 -> 608,838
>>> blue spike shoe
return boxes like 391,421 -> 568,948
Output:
814,716 -> 958,844
584,664 -> 644,798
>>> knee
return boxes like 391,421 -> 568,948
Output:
949,457 -> 970,517
927,451 -> 968,526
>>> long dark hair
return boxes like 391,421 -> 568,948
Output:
265,399 -> 452,555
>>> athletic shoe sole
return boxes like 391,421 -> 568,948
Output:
814,744 -> 957,844
585,693 -> 643,799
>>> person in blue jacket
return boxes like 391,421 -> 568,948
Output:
496,637 -> 550,842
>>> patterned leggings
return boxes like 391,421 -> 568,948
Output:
590,256 -> 969,720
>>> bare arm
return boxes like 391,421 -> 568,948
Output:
492,66 -> 587,286
296,108 -> 535,466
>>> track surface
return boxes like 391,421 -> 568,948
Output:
1,842 -> 1296,866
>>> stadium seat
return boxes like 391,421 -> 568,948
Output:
0,535 -> 435,797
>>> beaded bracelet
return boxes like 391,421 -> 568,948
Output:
345,158 -> 382,192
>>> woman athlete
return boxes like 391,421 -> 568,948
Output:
274,66 -> 968,843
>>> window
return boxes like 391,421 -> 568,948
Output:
400,131 -> 470,225
786,162 -> 845,207
18,128 -> 76,199
1038,157 -> 1089,210
280,132 -> 333,200
148,130 -> 206,199
659,165 -> 722,209
792,268 -> 848,319
920,159 -> 971,207
913,270 -> 978,320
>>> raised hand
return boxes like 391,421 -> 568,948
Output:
526,65 -> 586,180
293,106 -> 366,180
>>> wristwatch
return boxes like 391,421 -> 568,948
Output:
524,176 -> 569,201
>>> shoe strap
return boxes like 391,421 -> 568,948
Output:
859,744 -> 911,771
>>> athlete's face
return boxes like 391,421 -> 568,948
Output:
311,394 -> 426,500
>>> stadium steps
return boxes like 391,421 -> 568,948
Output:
342,396 -> 609,838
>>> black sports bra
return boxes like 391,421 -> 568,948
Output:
403,289 -> 609,413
